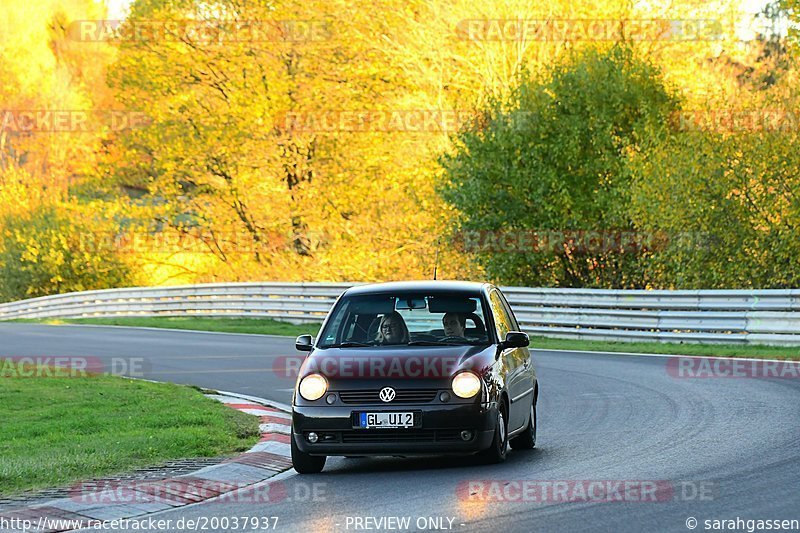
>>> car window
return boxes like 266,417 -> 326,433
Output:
317,292 -> 490,347
489,289 -> 513,340
496,289 -> 521,331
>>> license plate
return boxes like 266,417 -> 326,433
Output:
357,412 -> 415,428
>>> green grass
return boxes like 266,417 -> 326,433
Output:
0,371 -> 260,496
17,316 -> 318,337
529,336 -> 800,360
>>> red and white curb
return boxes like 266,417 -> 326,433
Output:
0,392 -> 294,533
205,394 -> 292,457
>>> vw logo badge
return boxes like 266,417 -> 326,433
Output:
379,387 -> 396,403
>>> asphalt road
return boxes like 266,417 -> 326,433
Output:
2,324 -> 799,533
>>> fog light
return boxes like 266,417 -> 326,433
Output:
307,432 -> 319,443
460,430 -> 473,441
439,391 -> 451,403
326,394 -> 337,405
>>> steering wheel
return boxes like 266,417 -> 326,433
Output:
441,336 -> 469,342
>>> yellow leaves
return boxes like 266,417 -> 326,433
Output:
23,244 -> 41,263
2,0 -> 794,291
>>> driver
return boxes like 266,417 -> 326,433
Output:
376,311 -> 410,345
442,312 -> 467,338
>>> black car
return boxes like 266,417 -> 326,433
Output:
290,281 -> 538,473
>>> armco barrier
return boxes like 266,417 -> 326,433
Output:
1,283 -> 799,346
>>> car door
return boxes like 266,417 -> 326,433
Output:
497,289 -> 535,416
488,289 -> 529,432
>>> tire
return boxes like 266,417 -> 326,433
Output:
510,396 -> 536,450
291,433 -> 326,474
477,403 -> 508,464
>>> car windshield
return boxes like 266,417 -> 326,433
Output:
317,292 -> 490,348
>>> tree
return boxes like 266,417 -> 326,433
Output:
104,0 -> 479,283
439,46 -> 680,288
0,0 -> 114,194
630,129 -> 800,289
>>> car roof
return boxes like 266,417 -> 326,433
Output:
343,280 -> 490,297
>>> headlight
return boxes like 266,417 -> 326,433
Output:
452,371 -> 481,398
298,373 -> 328,401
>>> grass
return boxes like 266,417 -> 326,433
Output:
0,371 -> 260,496
16,316 -> 318,337
15,317 -> 799,359
529,336 -> 800,360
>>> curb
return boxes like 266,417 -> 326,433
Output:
0,393 -> 294,533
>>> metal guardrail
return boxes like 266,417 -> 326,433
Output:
501,287 -> 800,346
1,283 -> 799,346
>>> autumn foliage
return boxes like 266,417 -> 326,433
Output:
1,0 -> 798,300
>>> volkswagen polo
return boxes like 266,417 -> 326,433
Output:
290,281 -> 538,473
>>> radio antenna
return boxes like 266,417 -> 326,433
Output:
433,240 -> 440,280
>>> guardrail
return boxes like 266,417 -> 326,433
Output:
502,287 -> 800,346
1,283 -> 799,346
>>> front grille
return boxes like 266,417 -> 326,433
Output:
338,389 -> 438,404
340,430 -> 463,444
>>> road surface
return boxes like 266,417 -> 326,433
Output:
1,323 -> 798,533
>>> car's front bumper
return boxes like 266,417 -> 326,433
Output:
292,402 -> 496,456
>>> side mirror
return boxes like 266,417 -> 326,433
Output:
295,334 -> 314,352
501,331 -> 529,349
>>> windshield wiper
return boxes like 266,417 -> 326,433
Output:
406,340 -> 461,346
322,342 -> 373,348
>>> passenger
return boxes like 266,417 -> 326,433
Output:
376,311 -> 410,345
442,312 -> 467,338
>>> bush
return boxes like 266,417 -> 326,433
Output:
0,204 -> 132,301
630,130 -> 800,288
439,46 -> 680,288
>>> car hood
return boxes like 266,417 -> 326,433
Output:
300,344 -> 495,382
